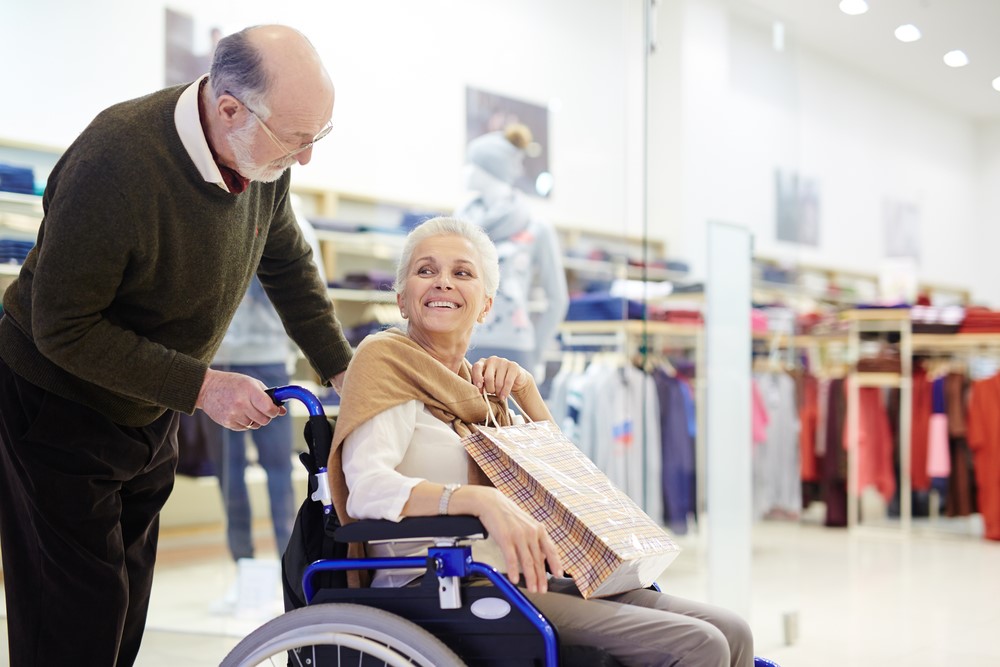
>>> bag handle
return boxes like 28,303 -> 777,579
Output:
481,389 -> 534,427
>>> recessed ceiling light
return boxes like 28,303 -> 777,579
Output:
894,24 -> 921,43
943,50 -> 969,68
993,77 -> 1000,92
839,0 -> 869,16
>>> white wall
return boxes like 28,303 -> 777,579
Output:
647,0 -> 995,304
0,0 -> 645,236
978,121 -> 1000,308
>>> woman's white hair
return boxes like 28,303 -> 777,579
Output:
394,216 -> 500,298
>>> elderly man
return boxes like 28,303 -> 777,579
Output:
0,25 -> 351,666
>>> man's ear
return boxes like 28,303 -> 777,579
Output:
217,91 -> 242,126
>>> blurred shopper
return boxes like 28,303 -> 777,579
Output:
211,209 -> 326,564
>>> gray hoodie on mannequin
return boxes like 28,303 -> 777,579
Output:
455,128 -> 569,376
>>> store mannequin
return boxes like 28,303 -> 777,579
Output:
456,124 -> 569,378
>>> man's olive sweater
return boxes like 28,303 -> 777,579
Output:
0,85 -> 351,426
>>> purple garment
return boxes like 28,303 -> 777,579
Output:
652,368 -> 695,534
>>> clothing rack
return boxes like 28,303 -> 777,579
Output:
556,319 -> 706,531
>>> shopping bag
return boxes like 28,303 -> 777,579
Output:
463,416 -> 681,599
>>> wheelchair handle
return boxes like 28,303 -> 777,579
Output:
266,385 -> 326,417
266,385 -> 336,514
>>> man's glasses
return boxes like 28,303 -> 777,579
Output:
225,90 -> 333,160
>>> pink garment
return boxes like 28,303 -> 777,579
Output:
752,379 -> 770,445
927,413 -> 951,478
751,309 -> 769,335
845,385 -> 897,501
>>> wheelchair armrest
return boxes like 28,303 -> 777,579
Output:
333,515 -> 487,543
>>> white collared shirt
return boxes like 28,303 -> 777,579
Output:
173,74 -> 231,193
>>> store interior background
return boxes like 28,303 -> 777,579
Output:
3,0 -> 1000,665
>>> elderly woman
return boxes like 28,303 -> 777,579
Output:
328,217 -> 753,666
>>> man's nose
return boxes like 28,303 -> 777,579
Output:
295,146 -> 314,166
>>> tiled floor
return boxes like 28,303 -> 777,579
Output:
3,513 -> 1000,666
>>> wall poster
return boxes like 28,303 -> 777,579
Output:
774,169 -> 820,247
465,87 -> 551,198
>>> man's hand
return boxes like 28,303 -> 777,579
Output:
196,368 -> 286,431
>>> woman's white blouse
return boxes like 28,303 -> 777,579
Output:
342,399 -> 504,587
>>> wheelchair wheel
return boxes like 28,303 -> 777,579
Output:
220,603 -> 465,667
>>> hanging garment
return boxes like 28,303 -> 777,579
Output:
652,368 -> 695,534
752,379 -> 770,446
797,371 -> 820,484
927,376 -> 951,480
945,372 -> 975,517
577,359 -> 663,520
753,371 -> 802,520
847,385 -> 897,503
966,373 -> 1000,540
823,378 -> 848,527
910,368 -> 932,492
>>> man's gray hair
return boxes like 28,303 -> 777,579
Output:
394,217 -> 500,298
209,26 -> 273,118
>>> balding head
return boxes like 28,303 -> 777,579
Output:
210,24 -> 334,123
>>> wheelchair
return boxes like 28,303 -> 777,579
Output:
220,386 -> 780,667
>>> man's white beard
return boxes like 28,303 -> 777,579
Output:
227,119 -> 294,183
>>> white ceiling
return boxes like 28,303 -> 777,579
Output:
728,0 -> 1000,121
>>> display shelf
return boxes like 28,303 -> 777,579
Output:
0,190 -> 43,216
912,332 -> 1000,351
755,255 -> 972,307
561,255 -> 686,283
327,288 -> 396,304
849,371 -> 902,388
559,319 -> 701,339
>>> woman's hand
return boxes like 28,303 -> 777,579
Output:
470,356 -> 533,402
450,485 -> 563,593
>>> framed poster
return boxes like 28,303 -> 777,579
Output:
774,169 -> 820,246
465,87 -> 551,198
882,198 -> 921,263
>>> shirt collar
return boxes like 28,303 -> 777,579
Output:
174,74 -> 231,193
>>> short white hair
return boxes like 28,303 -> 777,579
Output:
394,217 -> 500,297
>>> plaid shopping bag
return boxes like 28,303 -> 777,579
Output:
464,418 -> 680,599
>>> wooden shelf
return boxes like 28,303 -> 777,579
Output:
849,371 -> 901,388
327,287 -> 396,303
559,319 -> 702,338
841,309 -> 911,322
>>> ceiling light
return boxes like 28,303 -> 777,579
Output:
993,77 -> 1000,93
839,0 -> 869,16
894,24 -> 921,43
943,50 -> 969,68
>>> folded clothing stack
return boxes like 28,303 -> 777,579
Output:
959,307 -> 1000,334
0,238 -> 34,265
911,305 -> 965,334
566,293 -> 645,321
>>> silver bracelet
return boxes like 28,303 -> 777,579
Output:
438,483 -> 461,515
